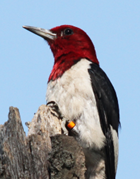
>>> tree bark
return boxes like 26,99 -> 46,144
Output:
0,105 -> 86,179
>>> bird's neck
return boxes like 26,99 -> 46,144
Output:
48,49 -> 99,82
48,55 -> 80,82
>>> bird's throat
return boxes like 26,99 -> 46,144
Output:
48,57 -> 80,82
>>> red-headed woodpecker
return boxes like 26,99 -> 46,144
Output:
23,25 -> 120,179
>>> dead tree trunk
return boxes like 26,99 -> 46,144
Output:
0,105 -> 86,179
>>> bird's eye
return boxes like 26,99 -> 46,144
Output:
64,28 -> 73,35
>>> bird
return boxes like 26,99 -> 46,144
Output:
23,24 -> 120,179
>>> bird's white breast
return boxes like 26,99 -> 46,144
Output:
46,58 -> 105,150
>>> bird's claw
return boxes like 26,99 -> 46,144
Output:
47,101 -> 63,119
47,101 -> 78,136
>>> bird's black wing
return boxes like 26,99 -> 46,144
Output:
88,62 -> 120,179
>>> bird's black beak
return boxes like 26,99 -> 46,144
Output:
23,25 -> 56,40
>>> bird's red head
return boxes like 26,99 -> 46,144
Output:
48,25 -> 98,63
23,25 -> 99,81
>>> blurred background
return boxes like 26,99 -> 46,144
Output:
0,1 -> 140,178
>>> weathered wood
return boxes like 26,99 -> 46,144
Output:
0,107 -> 30,179
0,105 -> 86,179
49,135 -> 86,179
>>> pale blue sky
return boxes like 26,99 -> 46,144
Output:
0,1 -> 140,178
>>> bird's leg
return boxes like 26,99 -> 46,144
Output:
47,101 -> 79,136
66,120 -> 79,137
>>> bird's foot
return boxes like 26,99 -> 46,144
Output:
47,101 -> 68,135
47,101 -> 78,136
47,101 -> 63,119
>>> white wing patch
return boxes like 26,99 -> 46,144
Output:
110,125 -> 118,173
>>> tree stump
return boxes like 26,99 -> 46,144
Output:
0,105 -> 86,179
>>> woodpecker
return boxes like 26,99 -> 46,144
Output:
23,25 -> 120,179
